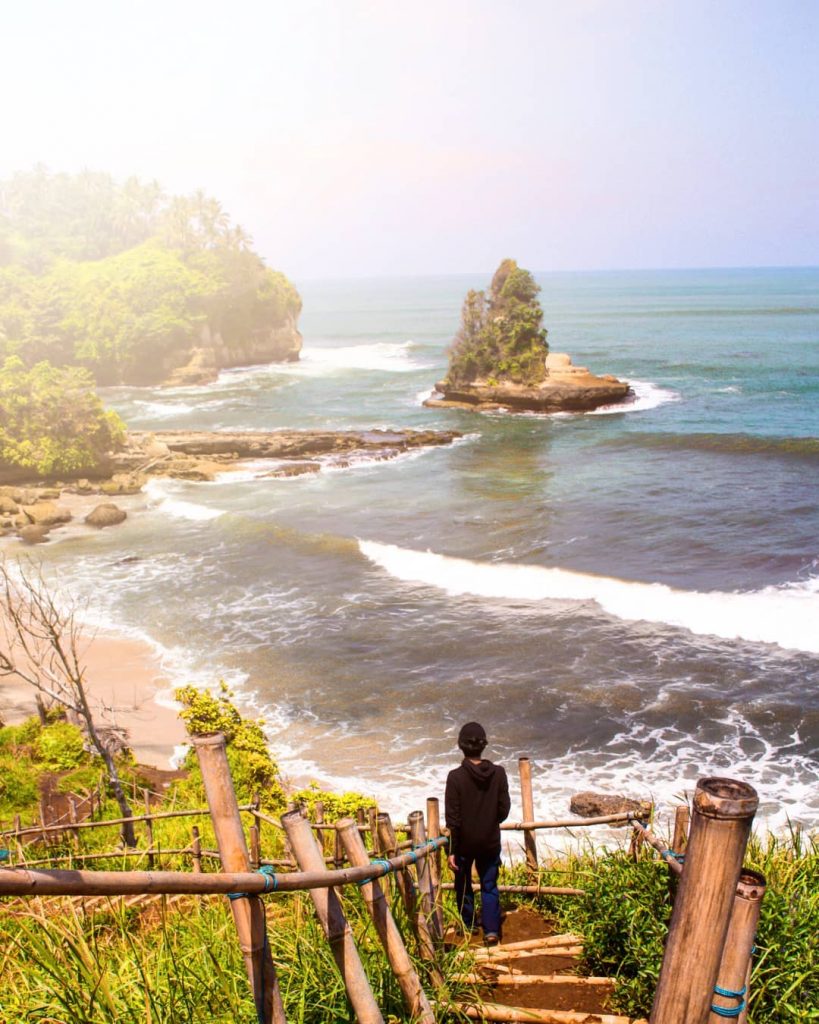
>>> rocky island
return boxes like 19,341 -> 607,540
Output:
426,259 -> 631,414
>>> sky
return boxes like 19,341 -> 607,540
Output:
2,0 -> 817,278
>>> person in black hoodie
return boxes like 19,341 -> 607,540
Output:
445,721 -> 510,944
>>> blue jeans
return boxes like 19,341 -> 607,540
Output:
454,850 -> 502,936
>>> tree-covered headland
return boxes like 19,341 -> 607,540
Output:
446,259 -> 549,386
0,168 -> 301,477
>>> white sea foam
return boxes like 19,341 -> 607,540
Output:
588,378 -> 680,415
145,479 -> 225,521
296,341 -> 428,374
415,387 -> 435,405
357,540 -> 819,655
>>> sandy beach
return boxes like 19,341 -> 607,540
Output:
0,625 -> 187,769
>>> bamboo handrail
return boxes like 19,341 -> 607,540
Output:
0,805 -> 255,840
630,819 -> 684,876
441,882 -> 585,896
501,812 -> 639,830
0,836 -> 449,897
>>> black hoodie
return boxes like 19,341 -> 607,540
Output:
445,758 -> 511,859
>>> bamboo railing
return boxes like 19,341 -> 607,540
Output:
0,743 -> 767,1024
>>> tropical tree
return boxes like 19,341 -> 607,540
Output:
446,259 -> 548,386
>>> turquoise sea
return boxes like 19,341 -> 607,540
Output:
43,267 -> 819,834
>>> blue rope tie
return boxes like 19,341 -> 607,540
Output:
227,865 -> 278,901
357,858 -> 393,886
711,984 -> 746,1018
0,849 -> 10,862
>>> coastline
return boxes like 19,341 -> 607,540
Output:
0,624 -> 187,769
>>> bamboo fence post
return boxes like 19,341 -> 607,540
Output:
14,814 -> 23,861
518,757 -> 538,876
191,826 -> 202,873
282,810 -> 384,1024
249,793 -> 261,869
425,797 -> 445,937
367,806 -> 378,852
668,804 -> 691,903
193,733 -> 285,1024
408,810 -> 443,942
672,805 -> 691,854
314,800 -> 327,858
337,818 -> 436,1022
333,829 -> 344,869
710,870 -> 766,1024
68,797 -> 80,854
143,790 -> 155,870
377,812 -> 417,924
649,777 -> 759,1024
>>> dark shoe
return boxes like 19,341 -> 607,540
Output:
484,933 -> 499,947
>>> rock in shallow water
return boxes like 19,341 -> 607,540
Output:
85,503 -> 128,529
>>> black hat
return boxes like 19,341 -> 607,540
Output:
458,722 -> 487,745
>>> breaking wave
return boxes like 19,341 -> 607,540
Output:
358,540 -> 819,654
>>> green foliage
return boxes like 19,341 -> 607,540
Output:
535,832 -> 819,1022
174,685 -> 285,810
290,781 -> 376,821
34,721 -> 88,771
0,168 -> 301,386
0,751 -> 39,815
446,258 -> 549,386
0,715 -> 41,751
0,355 -> 124,475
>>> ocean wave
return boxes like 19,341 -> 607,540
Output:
145,479 -> 225,521
294,341 -> 430,374
603,431 -> 819,462
588,379 -> 680,415
357,540 -> 819,654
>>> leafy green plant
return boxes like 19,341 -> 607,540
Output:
35,720 -> 88,771
446,259 -> 549,386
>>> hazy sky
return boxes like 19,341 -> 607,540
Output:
3,1 -> 817,278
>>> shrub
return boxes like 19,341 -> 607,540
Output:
174,684 -> 284,810
35,721 -> 87,771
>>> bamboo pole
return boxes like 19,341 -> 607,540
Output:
472,933 -> 583,953
630,820 -> 683,876
143,790 -> 155,870
518,758 -> 538,876
0,805 -> 247,840
313,800 -> 327,858
337,817 -> 435,1022
377,812 -> 417,924
500,811 -> 638,830
442,882 -> 585,895
68,797 -> 80,853
282,810 -> 384,1024
191,826 -> 202,873
456,974 -> 613,988
0,839 -> 446,897
193,734 -> 284,1024
425,797 -> 444,936
710,870 -> 766,1024
472,945 -> 583,963
447,1002 -> 643,1023
408,810 -> 443,942
649,777 -> 759,1024
672,805 -> 691,854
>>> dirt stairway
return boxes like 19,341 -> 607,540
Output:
452,907 -> 647,1024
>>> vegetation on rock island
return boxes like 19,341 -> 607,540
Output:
445,258 -> 549,387
0,167 -> 301,387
